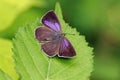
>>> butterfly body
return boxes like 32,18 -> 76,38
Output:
35,11 -> 76,58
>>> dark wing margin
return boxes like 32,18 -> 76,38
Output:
58,38 -> 76,58
41,41 -> 60,57
42,10 -> 61,32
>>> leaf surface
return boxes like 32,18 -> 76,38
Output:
0,68 -> 12,80
0,38 -> 18,80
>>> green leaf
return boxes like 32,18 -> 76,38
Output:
0,0 -> 46,39
0,0 -> 45,31
0,70 -> 12,80
13,3 -> 93,80
0,38 -> 18,80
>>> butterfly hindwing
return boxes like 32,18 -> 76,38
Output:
41,40 -> 60,57
58,38 -> 76,58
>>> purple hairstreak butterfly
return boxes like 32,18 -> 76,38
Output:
35,10 -> 76,58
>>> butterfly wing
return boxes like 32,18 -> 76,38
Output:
42,10 -> 61,33
41,40 -> 60,57
36,10 -> 75,58
58,38 -> 76,58
35,25 -> 56,42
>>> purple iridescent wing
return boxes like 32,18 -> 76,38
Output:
41,41 -> 60,57
42,11 -> 61,32
35,25 -> 56,42
58,38 -> 76,58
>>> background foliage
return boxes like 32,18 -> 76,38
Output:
0,0 -> 120,80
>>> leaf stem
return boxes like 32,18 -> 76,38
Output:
46,58 -> 51,80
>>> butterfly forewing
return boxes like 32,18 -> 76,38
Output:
42,11 -> 61,32
58,38 -> 76,58
35,25 -> 56,42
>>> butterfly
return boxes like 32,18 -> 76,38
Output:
35,10 -> 76,58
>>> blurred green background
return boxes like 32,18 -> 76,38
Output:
0,0 -> 120,80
